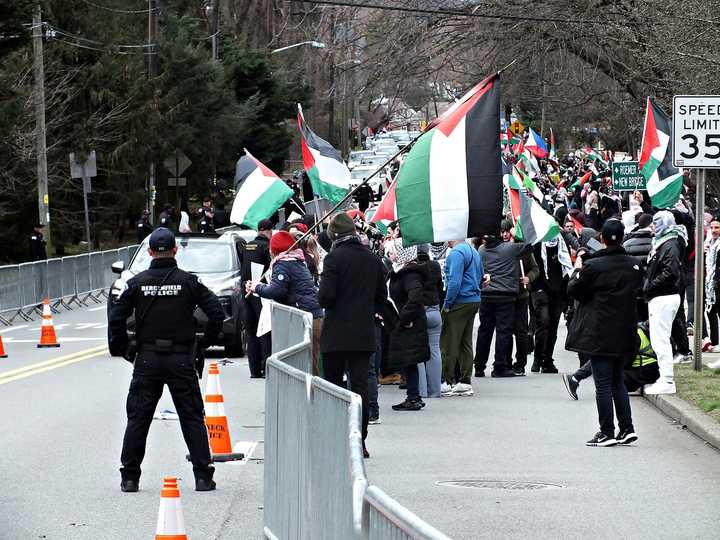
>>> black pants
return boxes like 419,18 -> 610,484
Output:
671,290 -> 690,355
573,359 -> 660,393
590,356 -> 633,437
323,351 -> 371,442
243,295 -> 271,376
474,300 -> 515,373
120,351 -> 213,481
532,290 -> 563,368
703,300 -> 720,344
513,297 -> 530,370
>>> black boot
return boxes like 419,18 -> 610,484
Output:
530,359 -> 541,373
120,478 -> 139,493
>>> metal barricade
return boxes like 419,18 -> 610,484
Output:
89,252 -> 104,292
47,258 -> 63,302
102,249 -> 121,291
0,265 -> 21,319
75,254 -> 92,301
265,303 -> 451,540
61,256 -> 78,300
18,262 -> 37,309
117,246 -> 129,266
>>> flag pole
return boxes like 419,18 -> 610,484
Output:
506,183 -> 527,289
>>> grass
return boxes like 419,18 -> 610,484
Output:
675,363 -> 720,423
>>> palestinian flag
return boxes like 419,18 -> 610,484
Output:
549,128 -> 557,162
511,165 -> 543,201
395,74 -> 502,245
583,147 -> 608,167
371,178 -> 397,223
500,130 -> 509,149
570,170 -> 593,190
639,97 -> 684,209
508,186 -> 560,244
230,150 -> 294,229
526,127 -> 548,159
297,104 -> 352,204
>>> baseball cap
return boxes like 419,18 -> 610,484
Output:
601,219 -> 624,245
149,228 -> 176,252
257,219 -> 274,232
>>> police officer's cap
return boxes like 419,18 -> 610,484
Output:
257,219 -> 274,232
149,228 -> 176,252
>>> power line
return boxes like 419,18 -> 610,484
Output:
49,36 -> 153,55
48,24 -> 153,48
79,0 -> 158,14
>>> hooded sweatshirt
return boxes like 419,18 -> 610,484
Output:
443,242 -> 483,309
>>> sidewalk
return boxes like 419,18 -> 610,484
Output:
365,327 -> 720,540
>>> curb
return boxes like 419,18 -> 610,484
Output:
644,393 -> 720,451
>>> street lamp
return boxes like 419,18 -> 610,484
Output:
271,41 -> 326,54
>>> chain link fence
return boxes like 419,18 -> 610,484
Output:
0,246 -> 139,325
264,302 -> 451,540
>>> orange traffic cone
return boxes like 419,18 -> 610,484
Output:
155,477 -> 188,540
204,362 -> 243,462
0,334 -> 7,358
37,299 -> 60,348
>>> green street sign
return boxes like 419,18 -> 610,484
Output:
612,161 -> 646,191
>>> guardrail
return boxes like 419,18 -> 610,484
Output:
264,302 -> 452,540
0,245 -> 139,325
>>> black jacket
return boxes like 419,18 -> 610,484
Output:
643,236 -> 685,300
318,237 -> 387,353
565,246 -> 643,356
255,258 -> 322,318
108,258 -> 224,358
29,231 -> 47,261
622,229 -> 653,267
531,243 -> 566,295
240,235 -> 271,284
388,264 -> 430,369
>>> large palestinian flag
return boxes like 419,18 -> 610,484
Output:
230,150 -> 293,229
639,97 -> 684,209
507,186 -> 559,244
395,74 -> 503,245
297,104 -> 351,204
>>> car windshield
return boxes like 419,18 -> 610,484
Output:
351,169 -> 372,181
349,151 -> 374,161
130,240 -> 234,274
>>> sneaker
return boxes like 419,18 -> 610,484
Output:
530,361 -> 541,373
491,369 -> 516,378
368,414 -> 382,425
417,398 -> 426,408
392,399 -> 423,411
674,353 -> 693,364
440,382 -> 454,396
710,346 -> 720,354
474,367 -> 486,377
707,358 -> 720,369
643,380 -> 676,395
512,367 -> 526,376
616,428 -> 638,445
195,478 -> 216,492
561,373 -> 579,400
120,479 -> 139,493
687,324 -> 694,336
541,364 -> 559,374
451,383 -> 474,396
586,432 -> 618,447
702,337 -> 712,352
363,444 -> 370,459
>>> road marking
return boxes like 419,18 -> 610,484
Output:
76,323 -> 105,330
0,325 -> 28,334
87,305 -> 107,312
0,345 -> 108,385
3,337 -> 106,343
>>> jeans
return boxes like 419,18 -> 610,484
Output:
574,359 -> 593,381
323,351 -> 371,441
418,306 -> 442,397
368,323 -> 382,417
513,297 -> 530,369
441,302 -> 480,384
648,294 -> 681,382
405,364 -> 420,400
474,300 -> 516,373
532,290 -> 564,368
590,356 -> 634,437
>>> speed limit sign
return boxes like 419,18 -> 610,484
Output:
673,95 -> 720,168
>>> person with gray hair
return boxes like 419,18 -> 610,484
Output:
642,210 -> 687,395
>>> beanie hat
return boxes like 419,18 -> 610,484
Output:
327,213 -> 356,240
270,231 -> 296,254
291,223 -> 309,234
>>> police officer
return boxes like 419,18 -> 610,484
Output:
158,204 -> 175,230
29,223 -> 47,261
108,228 -> 225,493
198,209 -> 215,234
240,219 -> 273,377
136,210 -> 153,243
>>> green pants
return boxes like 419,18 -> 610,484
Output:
440,302 -> 480,385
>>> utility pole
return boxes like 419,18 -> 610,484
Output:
147,0 -> 157,224
32,6 -> 51,249
211,0 -> 220,62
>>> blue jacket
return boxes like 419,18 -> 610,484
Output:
255,259 -> 323,318
443,242 -> 482,309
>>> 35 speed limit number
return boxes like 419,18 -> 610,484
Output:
673,96 -> 720,169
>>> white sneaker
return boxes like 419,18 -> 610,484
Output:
451,382 -> 474,396
706,358 -> 720,369
644,380 -> 676,395
673,353 -> 693,364
440,382 -> 454,396
710,346 -> 720,354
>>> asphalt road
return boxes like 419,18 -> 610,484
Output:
1,304 -> 719,540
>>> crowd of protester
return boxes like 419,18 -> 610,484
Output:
239,150 -> 720,450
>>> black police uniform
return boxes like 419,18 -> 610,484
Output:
240,234 -> 271,377
158,210 -> 174,230
136,218 -> 153,243
198,217 -> 215,234
108,237 -> 224,490
29,231 -> 47,261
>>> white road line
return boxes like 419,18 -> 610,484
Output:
229,441 -> 259,466
3,337 -> 106,343
0,325 -> 28,334
87,305 -> 107,312
75,323 -> 105,330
